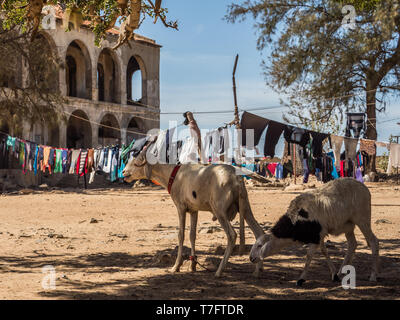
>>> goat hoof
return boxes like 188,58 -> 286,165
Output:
169,267 -> 180,273
296,279 -> 306,287
333,274 -> 340,282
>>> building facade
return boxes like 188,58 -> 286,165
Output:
1,9 -> 160,149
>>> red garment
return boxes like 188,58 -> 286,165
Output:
340,160 -> 345,177
267,163 -> 278,176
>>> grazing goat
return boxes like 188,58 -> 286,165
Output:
250,178 -> 379,286
123,140 -> 265,277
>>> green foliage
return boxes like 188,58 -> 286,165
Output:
335,0 -> 381,11
1,1 -> 178,46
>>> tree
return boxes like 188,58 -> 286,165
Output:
226,0 -> 400,172
0,23 -> 64,135
1,1 -> 178,46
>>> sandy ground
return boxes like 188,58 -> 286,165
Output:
0,182 -> 399,300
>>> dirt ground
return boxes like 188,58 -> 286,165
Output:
0,182 -> 399,300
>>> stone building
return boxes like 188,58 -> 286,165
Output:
0,7 -> 160,149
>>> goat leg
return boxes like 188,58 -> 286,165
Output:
297,244 -> 318,286
170,208 -> 186,273
189,211 -> 198,272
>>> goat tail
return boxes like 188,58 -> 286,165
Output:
238,177 -> 264,239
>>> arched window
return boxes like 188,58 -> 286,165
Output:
65,40 -> 92,99
66,55 -> 77,97
127,56 -> 143,105
97,49 -> 120,103
67,110 -> 92,148
98,114 -> 121,146
97,64 -> 105,101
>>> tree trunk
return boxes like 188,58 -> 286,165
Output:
365,84 -> 377,173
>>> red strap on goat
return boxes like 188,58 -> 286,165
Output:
167,165 -> 181,194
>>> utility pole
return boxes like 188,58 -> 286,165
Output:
232,54 -> 245,255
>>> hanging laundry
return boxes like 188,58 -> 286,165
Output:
263,120 -> 285,157
330,135 -> 344,166
387,143 -> 400,174
375,141 -> 390,150
240,112 -> 270,147
284,126 -> 310,157
6,136 -> 16,152
42,146 -> 52,174
54,149 -> 63,173
168,140 -> 183,164
218,127 -> 230,156
310,131 -> 331,158
165,127 -> 176,164
78,149 -> 88,176
275,163 -> 283,179
69,149 -> 81,174
118,148 -> 126,179
179,136 -> 199,164
89,149 -> 101,184
110,148 -> 118,182
203,129 -> 220,163
302,159 -> 310,183
360,139 -> 376,156
327,151 -> 339,179
344,137 -> 358,161
356,167 -> 364,183
121,139 -> 135,164
103,148 -> 113,173
87,149 -> 95,174
131,136 -> 150,157
0,133 -> 9,169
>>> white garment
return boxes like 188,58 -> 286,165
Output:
179,136 -> 199,164
103,149 -> 113,173
203,128 -> 230,163
387,143 -> 400,174
69,149 -> 80,174
97,149 -> 105,171
146,128 -> 176,165
89,149 -> 100,184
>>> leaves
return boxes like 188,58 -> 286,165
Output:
0,0 -> 178,47
226,0 -> 400,139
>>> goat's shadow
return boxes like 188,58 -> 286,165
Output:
0,239 -> 399,300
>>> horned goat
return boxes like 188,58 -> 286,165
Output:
250,178 -> 379,286
123,139 -> 265,277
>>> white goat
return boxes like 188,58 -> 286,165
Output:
250,178 -> 379,286
123,140 -> 265,277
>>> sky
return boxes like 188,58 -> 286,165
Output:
138,0 -> 400,148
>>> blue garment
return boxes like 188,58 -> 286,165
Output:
62,150 -> 68,173
275,163 -> 283,179
33,146 -> 39,175
327,151 -> 339,179
303,159 -> 309,183
118,160 -> 126,179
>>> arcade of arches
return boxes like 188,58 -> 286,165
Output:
0,19 -> 160,149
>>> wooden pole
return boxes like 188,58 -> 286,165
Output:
293,144 -> 297,184
232,54 -> 245,255
185,111 -> 203,163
